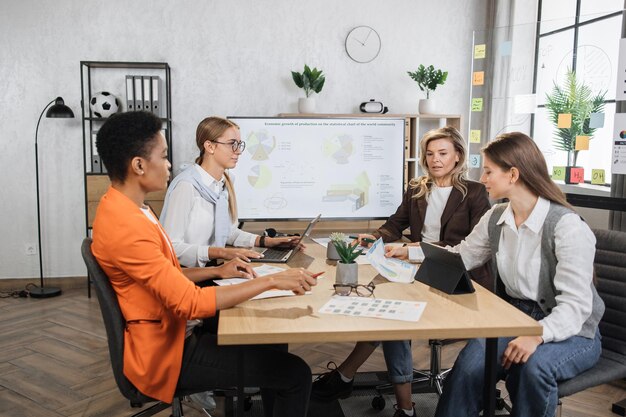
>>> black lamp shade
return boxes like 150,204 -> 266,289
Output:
46,97 -> 74,118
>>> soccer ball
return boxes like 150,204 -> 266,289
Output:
89,91 -> 120,118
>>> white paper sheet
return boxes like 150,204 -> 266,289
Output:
319,296 -> 426,322
215,265 -> 312,300
366,238 -> 417,283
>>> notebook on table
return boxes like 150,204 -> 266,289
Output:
251,214 -> 321,263
414,242 -> 475,294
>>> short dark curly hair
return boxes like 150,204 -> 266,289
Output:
96,111 -> 163,182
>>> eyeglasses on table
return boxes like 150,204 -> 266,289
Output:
333,282 -> 376,297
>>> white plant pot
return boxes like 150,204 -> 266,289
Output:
298,97 -> 316,113
335,261 -> 358,286
326,243 -> 341,261
419,99 -> 435,114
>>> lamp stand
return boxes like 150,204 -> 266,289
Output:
31,98 -> 68,299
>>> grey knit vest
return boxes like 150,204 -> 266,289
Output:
487,202 -> 604,339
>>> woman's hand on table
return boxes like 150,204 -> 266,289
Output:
266,268 -> 317,295
353,233 -> 377,247
211,247 -> 262,262
214,258 -> 258,279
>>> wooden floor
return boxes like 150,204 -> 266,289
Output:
0,287 -> 624,417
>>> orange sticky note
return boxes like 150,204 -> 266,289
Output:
575,136 -> 589,150
472,71 -> 484,86
557,113 -> 572,128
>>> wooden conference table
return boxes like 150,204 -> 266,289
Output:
218,238 -> 542,417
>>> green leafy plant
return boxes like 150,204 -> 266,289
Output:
544,69 -> 606,166
291,65 -> 326,98
329,232 -> 362,264
407,65 -> 448,99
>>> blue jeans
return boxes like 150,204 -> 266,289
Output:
382,340 -> 414,384
434,299 -> 602,417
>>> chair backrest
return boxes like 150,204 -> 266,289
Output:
81,238 -> 155,404
593,229 -> 626,359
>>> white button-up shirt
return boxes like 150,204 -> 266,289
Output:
456,197 -> 596,343
161,165 -> 257,267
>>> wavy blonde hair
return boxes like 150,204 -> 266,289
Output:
409,126 -> 469,199
195,116 -> 240,220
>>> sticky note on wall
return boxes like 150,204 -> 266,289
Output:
552,166 -> 566,181
470,130 -> 481,143
471,98 -> 483,111
589,113 -> 605,128
474,44 -> 486,59
472,71 -> 484,86
557,113 -> 572,128
469,154 -> 481,168
575,136 -> 590,150
500,41 -> 512,56
591,169 -> 605,184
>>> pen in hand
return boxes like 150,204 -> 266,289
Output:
349,235 -> 376,244
312,272 -> 325,279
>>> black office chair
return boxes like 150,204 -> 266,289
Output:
81,237 -> 219,416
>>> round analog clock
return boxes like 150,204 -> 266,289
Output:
345,26 -> 381,63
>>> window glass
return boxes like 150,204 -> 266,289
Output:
576,15 -> 621,100
580,0 -> 623,23
535,29 -> 575,106
541,0 -> 576,34
533,104 -> 615,183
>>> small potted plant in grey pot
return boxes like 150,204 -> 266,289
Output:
329,232 -> 362,285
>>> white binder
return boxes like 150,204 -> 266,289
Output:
125,75 -> 134,111
151,76 -> 160,117
133,76 -> 143,111
143,76 -> 151,113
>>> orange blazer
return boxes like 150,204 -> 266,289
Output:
92,187 -> 217,403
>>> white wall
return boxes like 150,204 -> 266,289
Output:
0,0 -> 488,279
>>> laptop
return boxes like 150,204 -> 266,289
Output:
414,242 -> 475,294
251,214 -> 321,263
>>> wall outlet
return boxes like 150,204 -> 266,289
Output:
24,243 -> 37,256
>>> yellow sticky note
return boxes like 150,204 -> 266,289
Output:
575,136 -> 589,150
591,169 -> 605,184
552,166 -> 566,181
472,71 -> 484,86
557,113 -> 572,128
474,44 -> 486,59
471,98 -> 483,112
470,130 -> 481,143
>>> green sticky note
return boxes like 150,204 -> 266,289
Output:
470,130 -> 481,143
471,98 -> 483,112
552,166 -> 566,181
591,169 -> 605,185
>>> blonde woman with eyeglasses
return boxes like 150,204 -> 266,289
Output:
161,117 -> 300,269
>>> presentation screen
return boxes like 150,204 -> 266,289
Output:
228,117 -> 405,221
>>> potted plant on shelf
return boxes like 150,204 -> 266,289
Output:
407,64 -> 448,114
544,69 -> 606,184
291,65 -> 326,113
329,232 -> 362,285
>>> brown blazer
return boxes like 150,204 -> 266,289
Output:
373,180 -> 492,287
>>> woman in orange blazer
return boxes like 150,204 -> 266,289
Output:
92,111 -> 317,417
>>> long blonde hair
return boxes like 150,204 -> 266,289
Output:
482,132 -> 572,209
195,116 -> 240,220
409,126 -> 469,199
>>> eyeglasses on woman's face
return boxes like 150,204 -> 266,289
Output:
214,140 -> 246,153
333,282 -> 376,297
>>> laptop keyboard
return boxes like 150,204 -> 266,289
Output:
262,248 -> 291,259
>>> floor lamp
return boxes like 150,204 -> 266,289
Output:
31,97 -> 75,298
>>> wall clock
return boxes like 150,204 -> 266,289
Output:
345,26 -> 381,63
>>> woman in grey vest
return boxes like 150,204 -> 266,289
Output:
432,132 -> 604,417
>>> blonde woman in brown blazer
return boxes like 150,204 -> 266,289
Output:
311,126 -> 491,417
